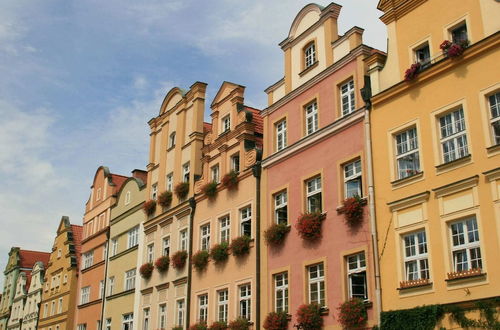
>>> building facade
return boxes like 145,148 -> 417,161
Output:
74,167 -> 128,330
137,82 -> 206,330
19,261 -> 45,330
367,0 -> 500,327
0,249 -> 50,330
189,82 -> 262,328
260,3 -> 380,329
38,217 -> 82,330
103,171 -> 147,330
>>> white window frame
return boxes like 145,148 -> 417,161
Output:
403,230 -> 429,281
395,127 -> 420,179
414,42 -> 430,66
211,164 -> 220,183
176,299 -> 185,327
162,237 -> 170,257
347,252 -> 368,300
219,216 -> 230,243
122,313 -> 133,330
108,276 -> 115,296
124,191 -> 131,205
304,42 -> 316,68
274,272 -> 288,313
58,297 -> 63,313
217,289 -> 228,322
305,101 -> 318,135
80,286 -> 90,305
183,163 -> 190,183
222,115 -> 231,133
274,191 -> 288,225
151,183 -> 158,200
200,224 -> 211,251
82,251 -> 94,269
231,153 -> 240,173
306,177 -> 322,213
99,280 -> 105,299
276,119 -> 287,151
105,318 -> 111,330
240,206 -> 252,237
341,79 -> 356,116
110,239 -> 118,257
143,308 -> 150,330
169,132 -> 176,148
239,284 -> 251,320
146,243 -> 154,263
438,107 -> 469,163
124,269 -> 136,291
158,304 -> 167,329
127,227 -> 139,248
166,173 -> 173,192
450,217 -> 482,272
344,159 -> 362,198
198,294 -> 208,323
179,229 -> 188,251
488,92 -> 500,145
308,263 -> 325,307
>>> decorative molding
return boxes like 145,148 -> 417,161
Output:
387,191 -> 430,212
105,288 -> 135,301
172,277 -> 188,286
432,175 -> 479,198
109,245 -> 138,261
483,166 -> 500,181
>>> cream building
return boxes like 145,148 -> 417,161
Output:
20,262 -> 45,330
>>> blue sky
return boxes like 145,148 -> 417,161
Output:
0,0 -> 386,285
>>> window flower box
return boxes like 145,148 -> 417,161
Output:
192,250 -> 209,272
208,321 -> 227,330
295,212 -> 326,242
171,250 -> 188,269
399,278 -> 430,289
158,191 -> 172,208
202,181 -> 218,199
264,223 -> 290,246
440,39 -> 469,58
404,62 -> 421,81
263,311 -> 289,330
154,255 -> 169,273
228,317 -> 250,330
139,262 -> 154,279
210,242 -> 229,264
221,170 -> 239,190
338,195 -> 365,228
295,303 -> 323,329
142,200 -> 156,216
189,322 -> 208,330
447,268 -> 482,280
174,182 -> 190,199
230,235 -> 252,257
337,298 -> 368,329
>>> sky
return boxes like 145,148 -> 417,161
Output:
0,1 -> 386,286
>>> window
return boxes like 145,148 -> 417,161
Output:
451,23 -> 468,44
450,217 -> 482,272
151,183 -> 158,200
105,319 -> 111,330
80,286 -> 90,305
110,239 -> 118,257
308,263 -> 325,306
51,301 -> 56,315
158,304 -> 166,329
219,216 -> 230,243
176,299 -> 185,327
341,80 -> 356,116
63,274 -> 68,284
169,132 -> 176,148
58,297 -> 63,313
274,191 -> 288,225
57,249 -> 62,258
231,153 -> 240,173
218,289 -> 229,322
276,120 -> 287,151
147,244 -> 154,263
179,229 -> 188,251
414,43 -> 430,66
488,92 -> 500,145
211,165 -> 220,183
347,253 -> 367,300
239,284 -> 251,320
222,115 -> 231,133
166,173 -> 173,191
103,241 -> 108,260
240,206 -> 252,237
99,280 -> 105,299
82,251 -> 94,269
344,159 -> 362,198
274,272 -> 288,313
305,101 -> 318,135
200,224 -> 211,251
43,303 -> 48,317
77,325 -> 87,330
97,320 -> 101,330
143,308 -> 150,330
122,313 -> 133,330
439,108 -> 469,163
395,127 -> 420,179
124,269 -> 136,291
183,163 -> 190,183
125,191 -> 131,205
306,177 -> 322,213
403,231 -> 429,281
127,227 -> 139,248
108,277 -> 115,296
198,294 -> 208,322
162,237 -> 170,256
96,188 -> 101,201
304,42 -> 316,68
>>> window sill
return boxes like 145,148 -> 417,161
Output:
167,145 -> 175,152
299,61 -> 319,77
486,143 -> 500,154
391,171 -> 424,188
320,306 -> 329,315
446,268 -> 484,282
398,278 -> 431,290
435,154 -> 471,171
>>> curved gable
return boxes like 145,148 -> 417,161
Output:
160,87 -> 186,115
288,3 -> 323,39
115,177 -> 145,204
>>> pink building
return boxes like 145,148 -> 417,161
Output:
260,3 -> 380,328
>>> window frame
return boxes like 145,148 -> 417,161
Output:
438,107 -> 469,163
217,289 -> 229,323
403,230 -> 430,281
146,243 -> 154,263
108,276 -> 115,296
274,272 -> 288,313
307,263 -> 325,307
124,269 -> 136,291
143,308 -> 150,330
158,304 -> 167,329
239,284 -> 251,320
179,229 -> 188,251
222,115 -> 231,133
200,223 -> 211,251
176,299 -> 185,327
414,42 -> 431,67
274,191 -> 288,225
340,79 -> 356,116
82,251 -> 94,269
162,236 -> 170,257
169,132 -> 176,149
183,163 -> 190,183
231,153 -> 240,173
240,206 -> 252,237
304,41 -> 316,69
343,159 -> 362,198
394,127 -> 420,179
449,217 -> 482,272
219,215 -> 230,243
306,176 -> 322,213
166,173 -> 173,192
488,91 -> 500,146
211,164 -> 220,183
80,286 -> 90,305
346,252 -> 368,300
122,313 -> 133,330
127,227 -> 139,248
305,101 -> 319,136
198,294 -> 208,323
275,119 -> 287,152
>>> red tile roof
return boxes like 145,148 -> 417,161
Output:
203,122 -> 212,133
71,225 -> 83,263
245,106 -> 263,135
19,250 -> 50,269
110,174 -> 129,192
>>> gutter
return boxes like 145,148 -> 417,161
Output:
252,162 -> 262,329
100,229 -> 110,330
186,197 -> 196,329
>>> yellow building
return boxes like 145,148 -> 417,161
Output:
367,0 -> 500,327
138,82 -> 206,330
38,217 -> 82,330
103,170 -> 147,330
189,82 -> 262,328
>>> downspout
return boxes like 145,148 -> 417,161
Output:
100,229 -> 110,330
252,161 -> 262,329
362,78 -> 382,325
186,197 -> 196,329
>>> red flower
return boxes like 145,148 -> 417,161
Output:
171,250 -> 188,269
295,212 -> 325,242
139,263 -> 153,279
337,298 -> 367,329
143,200 -> 156,216
338,196 -> 365,227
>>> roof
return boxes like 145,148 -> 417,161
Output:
71,225 -> 83,263
245,106 -> 263,135
203,122 -> 213,133
19,250 -> 50,269
110,174 -> 129,192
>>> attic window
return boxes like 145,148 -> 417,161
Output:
222,115 -> 231,133
96,188 -> 101,201
304,42 -> 316,68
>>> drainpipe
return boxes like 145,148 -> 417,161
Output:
186,197 -> 196,329
100,229 -> 110,330
252,161 -> 262,329
364,106 -> 382,325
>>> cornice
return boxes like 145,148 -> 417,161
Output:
105,288 -> 135,301
109,245 -> 138,261
81,260 -> 105,274
387,191 -> 430,211
379,0 -> 427,24
172,276 -> 187,286
432,175 -> 479,198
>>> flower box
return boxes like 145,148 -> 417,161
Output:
337,298 -> 368,329
210,242 -> 229,264
295,212 -> 325,242
174,182 -> 190,199
447,268 -> 482,280
139,262 -> 154,279
338,196 -> 365,227
208,321 -> 227,330
399,278 -> 430,289
228,318 -> 250,330
171,250 -> 188,269
192,250 -> 209,271
230,236 -> 252,257
264,223 -> 290,246
440,39 -> 468,58
202,181 -> 218,199
154,255 -> 170,273
263,311 -> 289,330
143,200 -> 156,216
221,170 -> 239,190
189,322 -> 208,330
158,191 -> 173,208
295,303 -> 323,329
404,62 -> 421,81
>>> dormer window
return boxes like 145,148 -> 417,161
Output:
451,23 -> 468,44
96,188 -> 101,201
304,42 -> 316,68
169,132 -> 176,149
414,43 -> 430,67
222,115 -> 231,133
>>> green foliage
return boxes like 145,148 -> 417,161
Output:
228,317 -> 251,330
448,298 -> 500,329
230,235 -> 252,257
263,311 -> 289,330
202,181 -> 218,198
381,304 -> 445,330
192,250 -> 210,271
264,223 -> 290,246
210,242 -> 229,264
